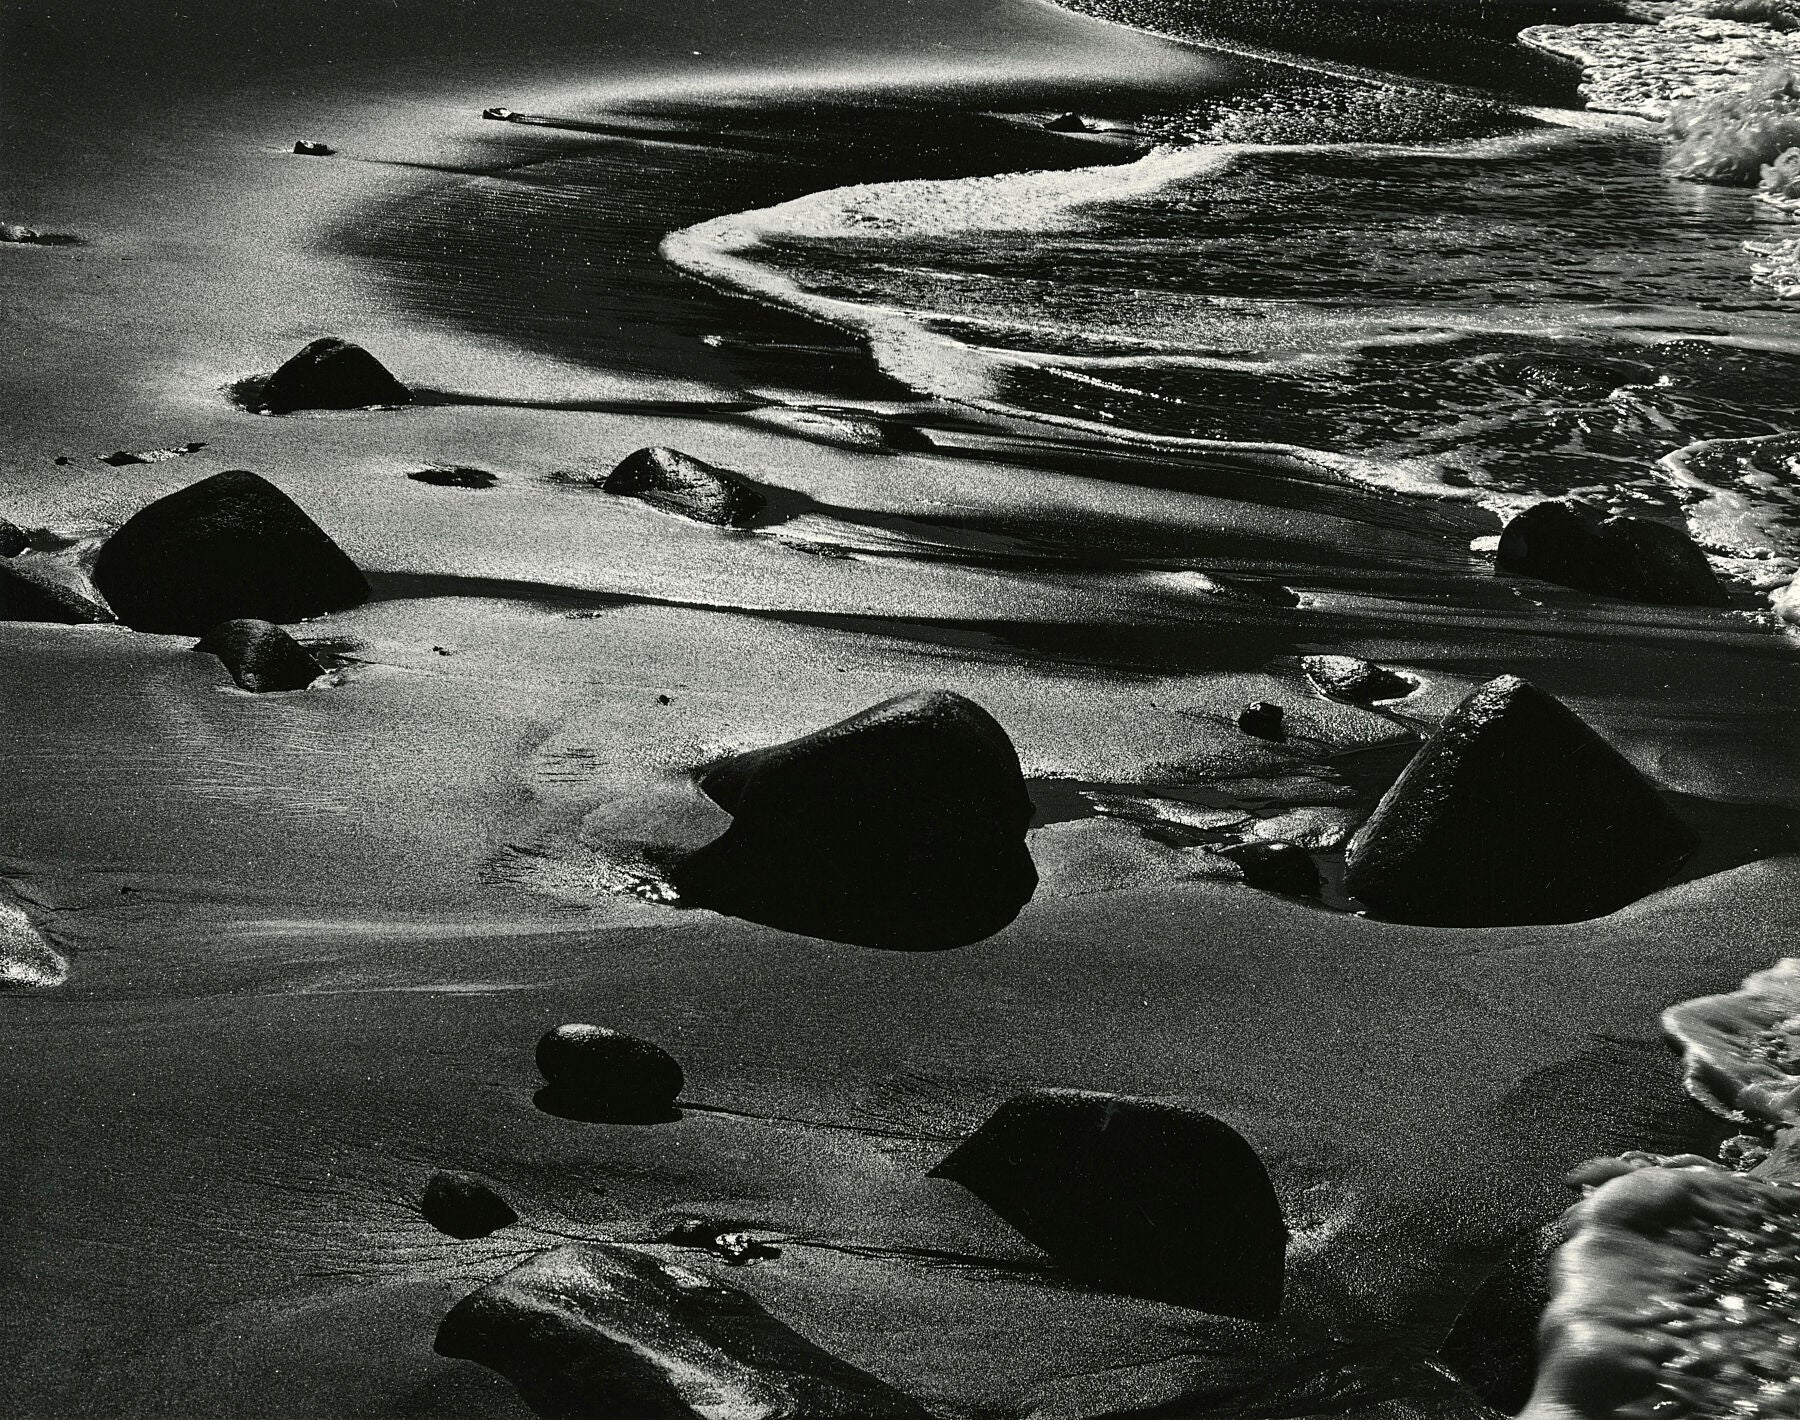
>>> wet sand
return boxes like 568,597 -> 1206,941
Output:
4,1 -> 1800,1416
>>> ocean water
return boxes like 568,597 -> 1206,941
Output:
658,3 -> 1800,599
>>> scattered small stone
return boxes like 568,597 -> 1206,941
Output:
931,1090 -> 1287,1318
293,140 -> 334,156
603,446 -> 766,527
0,223 -> 41,243
53,456 -> 72,466
535,1024 -> 684,1122
421,1171 -> 517,1239
408,465 -> 498,489
432,645 -> 454,656
656,693 -> 673,705
193,619 -> 325,693
1237,701 -> 1286,740
661,1219 -> 781,1265
1301,654 -> 1416,704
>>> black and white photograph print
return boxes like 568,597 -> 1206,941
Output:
4,0 -> 1800,1416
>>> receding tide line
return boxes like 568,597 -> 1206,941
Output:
658,116 -> 1638,517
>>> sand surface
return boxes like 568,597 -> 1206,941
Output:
4,1 -> 1800,1416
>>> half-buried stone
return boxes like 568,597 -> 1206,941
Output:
1438,1216 -> 1573,1413
0,555 -> 114,624
1301,653 -> 1415,704
603,446 -> 767,528
435,1244 -> 931,1419
421,1171 -> 517,1240
667,690 -> 1037,951
1342,675 -> 1696,927
535,1024 -> 684,1123
250,337 -> 410,415
930,1089 -> 1287,1319
193,619 -> 325,693
91,470 -> 368,634
1497,500 -> 1726,607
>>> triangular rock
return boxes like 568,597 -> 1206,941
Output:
669,690 -> 1036,950
254,337 -> 410,414
92,471 -> 369,634
1343,675 -> 1696,926
435,1244 -> 930,1419
193,619 -> 324,692
930,1090 -> 1287,1319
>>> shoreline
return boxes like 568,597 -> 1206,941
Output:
4,1 -> 1800,1417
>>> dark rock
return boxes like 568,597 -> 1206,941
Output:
91,470 -> 369,634
421,1171 -> 517,1240
0,518 -> 31,558
435,1244 -> 931,1419
1301,654 -> 1415,704
1238,701 -> 1285,740
481,107 -> 517,121
603,447 -> 767,528
1496,500 -> 1726,606
293,140 -> 334,156
408,465 -> 498,489
668,690 -> 1037,950
661,1220 -> 781,1265
253,337 -> 410,415
0,557 -> 115,624
1342,675 -> 1697,926
1438,1218 -> 1572,1412
193,618 -> 325,693
930,1090 -> 1287,1318
1220,841 -> 1321,899
1044,112 -> 1092,132
535,1024 -> 684,1122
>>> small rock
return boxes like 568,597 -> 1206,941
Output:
407,465 -> 498,489
435,1244 -> 931,1418
1342,675 -> 1697,926
1301,653 -> 1415,704
251,337 -> 410,415
669,690 -> 1037,950
91,469 -> 368,634
0,518 -> 31,557
931,1090 -> 1287,1318
661,1219 -> 780,1265
656,693 -> 673,705
1219,840 -> 1321,898
421,1171 -> 517,1239
0,556 -> 115,625
758,408 -> 933,453
1496,499 -> 1726,606
293,140 -> 334,156
603,446 -> 767,527
1044,112 -> 1092,132
1237,701 -> 1286,740
100,451 -> 147,467
0,223 -> 41,244
536,1024 -> 684,1122
193,619 -> 325,693
481,107 -> 517,121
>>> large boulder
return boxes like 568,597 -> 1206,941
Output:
252,337 -> 410,414
435,1244 -> 931,1419
930,1090 -> 1287,1319
1496,500 -> 1726,606
0,556 -> 114,624
603,447 -> 767,528
1342,676 -> 1696,926
535,1024 -> 684,1123
668,690 -> 1036,950
91,470 -> 369,634
193,618 -> 324,692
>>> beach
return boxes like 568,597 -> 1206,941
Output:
4,0 -> 1800,1416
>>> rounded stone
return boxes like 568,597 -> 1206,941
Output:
422,1171 -> 517,1240
535,1025 -> 684,1117
1238,702 -> 1286,740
